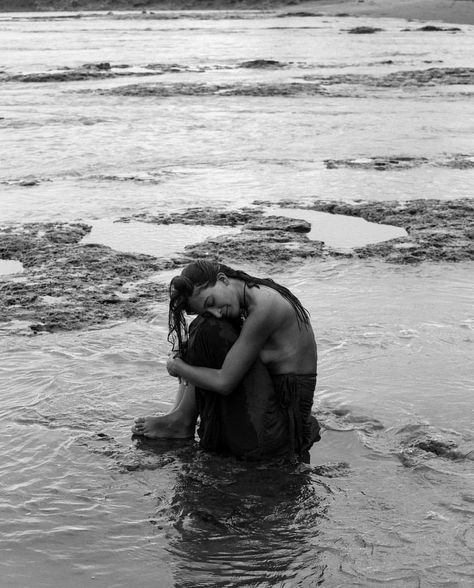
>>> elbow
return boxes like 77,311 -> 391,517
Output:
219,382 -> 235,396
217,375 -> 238,396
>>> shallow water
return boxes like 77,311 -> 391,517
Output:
1,10 -> 473,588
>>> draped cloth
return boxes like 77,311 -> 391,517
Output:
185,316 -> 320,461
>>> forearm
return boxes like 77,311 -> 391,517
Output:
172,358 -> 234,395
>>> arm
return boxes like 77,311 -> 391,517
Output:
167,300 -> 281,395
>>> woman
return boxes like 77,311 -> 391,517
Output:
133,260 -> 319,460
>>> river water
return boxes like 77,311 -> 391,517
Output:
1,10 -> 473,588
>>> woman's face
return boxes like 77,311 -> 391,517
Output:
186,276 -> 240,319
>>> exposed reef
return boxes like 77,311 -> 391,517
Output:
1,199 -> 473,333
301,67 -> 474,88
325,154 -> 474,170
347,26 -> 383,34
121,208 -> 321,263
0,222 -> 171,333
97,81 -> 328,98
239,59 -> 287,69
94,67 -> 474,100
255,198 -> 474,263
403,25 -> 462,32
1,62 -> 158,83
120,207 -> 309,230
277,11 -> 322,18
397,429 -> 474,466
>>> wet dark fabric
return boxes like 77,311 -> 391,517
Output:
185,316 -> 320,460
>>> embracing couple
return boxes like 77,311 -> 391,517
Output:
133,260 -> 320,462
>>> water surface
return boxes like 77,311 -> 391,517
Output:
0,10 -> 473,587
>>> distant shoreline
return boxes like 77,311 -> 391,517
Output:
1,0 -> 474,25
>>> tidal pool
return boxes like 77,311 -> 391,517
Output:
265,206 -> 408,249
0,259 -> 24,276
80,220 -> 240,257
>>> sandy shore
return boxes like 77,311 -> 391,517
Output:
294,0 -> 474,25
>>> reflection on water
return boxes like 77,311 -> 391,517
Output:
134,438 -> 329,587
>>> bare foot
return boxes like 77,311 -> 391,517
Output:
132,411 -> 195,439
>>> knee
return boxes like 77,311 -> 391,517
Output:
187,317 -> 240,367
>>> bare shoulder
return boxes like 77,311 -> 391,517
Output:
247,284 -> 296,320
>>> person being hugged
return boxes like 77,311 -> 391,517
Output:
133,260 -> 319,461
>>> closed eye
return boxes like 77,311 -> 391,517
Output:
204,296 -> 214,308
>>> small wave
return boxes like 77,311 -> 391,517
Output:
390,424 -> 474,467
317,402 -> 385,435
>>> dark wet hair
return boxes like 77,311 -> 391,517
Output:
168,259 -> 310,354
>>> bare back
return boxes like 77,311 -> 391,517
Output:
243,285 -> 317,375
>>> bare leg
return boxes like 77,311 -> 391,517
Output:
132,381 -> 197,439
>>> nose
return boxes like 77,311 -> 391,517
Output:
207,307 -> 222,319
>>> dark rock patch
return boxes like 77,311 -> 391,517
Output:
254,198 -> 474,264
0,222 -> 173,333
83,68 -> 474,100
239,59 -> 287,69
277,11 -> 322,18
347,26 -> 383,34
98,81 -> 327,98
301,67 -> 474,88
183,229 -> 324,265
244,216 -> 310,233
397,431 -> 474,466
324,154 -> 474,170
3,63 -> 158,83
402,25 -> 462,32
120,207 -> 261,227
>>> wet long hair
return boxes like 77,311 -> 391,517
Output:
168,260 -> 310,354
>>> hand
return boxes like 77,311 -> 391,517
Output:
166,354 -> 182,378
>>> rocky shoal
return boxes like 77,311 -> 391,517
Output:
0,222 -> 172,333
91,67 -> 474,99
1,198 -> 473,334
